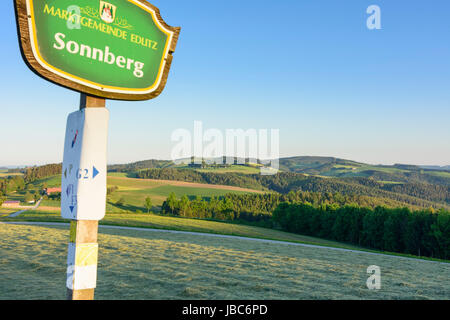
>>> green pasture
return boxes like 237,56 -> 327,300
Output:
29,175 -> 61,188
427,170 -> 450,179
0,172 -> 23,177
1,224 -> 448,300
39,200 -> 60,207
194,165 -> 261,174
0,208 -> 16,215
4,210 -> 449,263
106,176 -> 260,211
2,210 -> 362,250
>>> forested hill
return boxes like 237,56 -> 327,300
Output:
108,159 -> 173,172
136,168 -> 450,210
278,156 -> 450,185
108,156 -> 450,186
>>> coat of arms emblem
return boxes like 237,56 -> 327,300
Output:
100,1 -> 117,24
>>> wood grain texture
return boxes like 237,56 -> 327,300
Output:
14,0 -> 180,101
67,288 -> 95,300
70,220 -> 99,243
80,94 -> 106,109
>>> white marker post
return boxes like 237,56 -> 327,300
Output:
15,0 -> 180,301
62,95 -> 108,300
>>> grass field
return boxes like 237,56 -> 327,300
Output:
319,164 -> 411,178
111,164 -> 263,175
1,211 -> 363,250
106,176 -> 263,212
39,200 -> 60,207
194,165 -> 261,174
1,224 -> 448,300
29,175 -> 61,188
427,170 -> 450,178
0,172 -> 23,177
319,164 -> 450,182
4,210 -> 449,263
0,209 -> 15,216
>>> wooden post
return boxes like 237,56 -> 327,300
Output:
66,220 -> 99,300
80,94 -> 106,109
66,94 -> 105,300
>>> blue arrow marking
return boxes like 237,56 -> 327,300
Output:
69,206 -> 75,213
93,166 -> 99,179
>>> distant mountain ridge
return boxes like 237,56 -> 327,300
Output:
107,156 -> 450,179
420,165 -> 450,171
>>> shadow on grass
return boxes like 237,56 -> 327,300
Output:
107,202 -> 162,213
108,202 -> 146,212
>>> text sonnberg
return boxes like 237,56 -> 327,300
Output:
53,32 -> 145,78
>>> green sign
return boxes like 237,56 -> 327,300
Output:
15,0 -> 180,100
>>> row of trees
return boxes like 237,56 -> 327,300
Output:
161,193 -> 245,222
23,164 -> 61,182
157,191 -> 449,259
272,203 -> 450,260
137,168 -> 263,191
159,191 -> 442,226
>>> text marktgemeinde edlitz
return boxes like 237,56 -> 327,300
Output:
54,32 -> 145,78
43,4 -> 159,50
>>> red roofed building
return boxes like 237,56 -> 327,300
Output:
44,187 -> 61,196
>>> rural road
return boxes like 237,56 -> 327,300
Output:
8,197 -> 43,218
1,221 -> 449,265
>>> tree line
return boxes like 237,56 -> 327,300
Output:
159,191 -> 450,259
159,190 -> 432,227
137,168 -> 263,190
272,203 -> 450,260
24,164 -> 61,182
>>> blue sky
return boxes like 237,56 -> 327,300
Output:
0,0 -> 449,166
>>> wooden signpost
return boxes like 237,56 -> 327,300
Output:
14,0 -> 180,300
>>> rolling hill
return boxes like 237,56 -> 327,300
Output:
4,156 -> 449,211
108,156 -> 450,186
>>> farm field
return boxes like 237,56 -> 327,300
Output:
1,174 -> 264,214
0,172 -> 23,178
0,224 -> 448,300
106,176 -> 264,211
29,175 -> 61,188
0,209 -> 15,216
0,206 -> 17,214
320,164 -> 410,178
193,165 -> 261,175
428,170 -> 450,179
